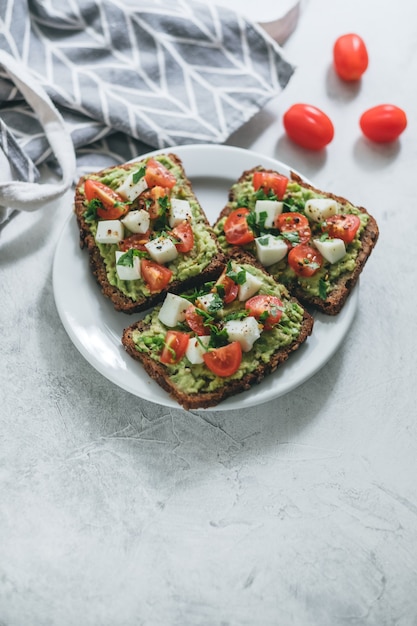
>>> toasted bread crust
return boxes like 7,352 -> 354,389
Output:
216,167 -> 379,315
121,250 -> 314,410
74,154 -> 226,313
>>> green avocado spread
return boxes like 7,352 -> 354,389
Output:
213,176 -> 369,300
131,263 -> 307,395
83,154 -> 219,301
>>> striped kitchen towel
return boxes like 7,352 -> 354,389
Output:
0,0 -> 297,223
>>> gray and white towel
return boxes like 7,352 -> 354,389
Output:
0,0 -> 297,223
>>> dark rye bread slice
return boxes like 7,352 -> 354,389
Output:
74,153 -> 226,313
285,172 -> 379,314
214,167 -> 379,315
121,250 -> 314,410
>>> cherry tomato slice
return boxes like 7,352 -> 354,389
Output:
245,294 -> 283,330
276,212 -> 312,247
203,342 -> 242,378
252,171 -> 288,199
214,273 -> 239,304
172,221 -> 194,253
333,33 -> 369,81
322,214 -> 361,244
160,331 -> 189,365
119,232 -> 151,252
145,158 -> 176,189
84,179 -> 128,219
185,305 -> 210,336
288,244 -> 323,277
223,208 -> 255,246
140,259 -> 172,293
359,105 -> 407,143
283,104 -> 334,151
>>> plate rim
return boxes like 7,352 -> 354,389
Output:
53,143 -> 358,412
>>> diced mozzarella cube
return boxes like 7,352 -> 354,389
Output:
255,199 -> 283,229
255,235 -> 288,267
237,268 -> 263,301
185,335 -> 210,365
169,198 -> 192,228
224,317 -> 261,352
196,292 -> 221,312
305,198 -> 338,222
313,237 -> 346,264
115,250 -> 141,281
158,293 -> 191,327
121,209 -> 150,234
95,220 -> 124,244
116,170 -> 148,202
145,236 -> 178,264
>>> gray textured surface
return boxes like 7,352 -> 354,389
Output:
2,0 -> 417,624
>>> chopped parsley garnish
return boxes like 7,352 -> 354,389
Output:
246,209 -> 280,238
116,248 -> 145,267
208,326 -> 229,348
254,188 -> 277,201
257,235 -> 270,246
206,293 -> 224,314
132,166 -> 146,184
192,306 -> 229,348
153,195 -> 170,231
223,310 -> 249,322
259,310 -> 270,324
215,283 -> 225,299
255,210 -> 269,234
280,230 -> 300,246
282,196 -> 305,212
226,262 -> 246,285
83,199 -> 100,223
180,284 -> 213,302
245,210 -> 257,234
318,278 -> 328,300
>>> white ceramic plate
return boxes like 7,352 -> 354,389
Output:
53,144 -> 358,412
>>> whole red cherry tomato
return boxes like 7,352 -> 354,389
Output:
359,105 -> 407,143
283,104 -> 334,151
333,34 -> 369,81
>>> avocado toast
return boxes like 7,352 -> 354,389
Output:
74,153 -> 225,313
213,167 -> 379,315
122,251 -> 314,410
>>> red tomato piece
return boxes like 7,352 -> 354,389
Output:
84,179 -> 128,219
185,305 -> 210,336
160,331 -> 189,365
359,105 -> 407,143
322,214 -> 361,244
245,294 -> 283,330
203,342 -> 242,378
214,273 -> 239,304
223,208 -> 255,246
276,212 -> 312,247
283,104 -> 334,151
172,221 -> 194,253
252,171 -> 288,199
141,259 -> 172,293
119,232 -> 151,252
288,244 -> 323,277
145,158 -> 176,189
333,33 -> 369,81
